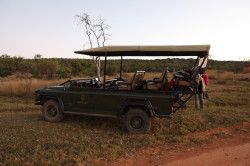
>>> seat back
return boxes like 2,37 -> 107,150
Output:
131,71 -> 145,89
161,70 -> 168,80
160,70 -> 169,89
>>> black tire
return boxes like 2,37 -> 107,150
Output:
124,108 -> 151,133
42,100 -> 64,122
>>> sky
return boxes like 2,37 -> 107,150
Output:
0,0 -> 250,60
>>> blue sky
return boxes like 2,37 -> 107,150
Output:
0,0 -> 250,60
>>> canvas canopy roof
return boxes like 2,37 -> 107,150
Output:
74,45 -> 210,57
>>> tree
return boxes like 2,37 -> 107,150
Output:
1,54 -> 10,58
76,12 -> 110,80
34,54 -> 42,59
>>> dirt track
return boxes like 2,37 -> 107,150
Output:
112,122 -> 250,166
167,142 -> 250,166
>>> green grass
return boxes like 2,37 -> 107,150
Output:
0,80 -> 250,165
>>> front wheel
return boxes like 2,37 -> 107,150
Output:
42,100 -> 64,122
124,108 -> 151,133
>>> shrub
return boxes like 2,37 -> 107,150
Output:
56,66 -> 72,78
106,63 -> 118,76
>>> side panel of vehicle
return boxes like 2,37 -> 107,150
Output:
39,88 -> 173,117
148,96 -> 173,116
120,98 -> 154,116
60,88 -> 173,117
61,88 -> 124,117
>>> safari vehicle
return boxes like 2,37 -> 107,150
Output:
35,45 -> 210,133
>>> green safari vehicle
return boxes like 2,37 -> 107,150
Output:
35,45 -> 210,133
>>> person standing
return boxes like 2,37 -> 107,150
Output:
201,69 -> 209,99
195,73 -> 204,110
195,68 -> 209,110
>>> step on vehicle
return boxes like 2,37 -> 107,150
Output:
35,45 -> 210,133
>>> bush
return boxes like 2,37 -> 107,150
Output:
56,66 -> 72,78
31,59 -> 59,79
106,63 -> 117,76
1,55 -> 250,78
0,56 -> 23,77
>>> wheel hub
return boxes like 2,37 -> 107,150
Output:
130,116 -> 144,129
47,106 -> 57,117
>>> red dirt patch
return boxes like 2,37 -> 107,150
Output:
191,121 -> 250,138
112,121 -> 250,166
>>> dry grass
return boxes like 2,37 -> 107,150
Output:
0,73 -> 167,97
0,70 -> 249,98
118,70 -> 249,82
207,69 -> 250,81
0,79 -> 66,97
0,71 -> 250,165
242,66 -> 250,74
0,96 -> 38,112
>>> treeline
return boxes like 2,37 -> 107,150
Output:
0,55 -> 96,79
0,55 -> 249,79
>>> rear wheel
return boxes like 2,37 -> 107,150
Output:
124,108 -> 151,133
42,100 -> 64,122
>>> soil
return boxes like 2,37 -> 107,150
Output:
112,122 -> 250,166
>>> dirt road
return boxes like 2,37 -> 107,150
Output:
112,122 -> 250,166
166,138 -> 250,166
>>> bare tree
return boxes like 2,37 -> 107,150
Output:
98,18 -> 110,47
92,18 -> 110,80
76,13 -> 110,80
76,13 -> 93,48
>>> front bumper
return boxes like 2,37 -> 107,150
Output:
34,92 -> 42,105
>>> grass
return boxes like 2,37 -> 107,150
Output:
207,69 -> 250,81
0,73 -> 250,165
0,96 -> 38,112
0,70 -> 249,98
0,78 -> 65,98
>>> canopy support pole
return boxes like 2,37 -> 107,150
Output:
103,52 -> 107,88
120,56 -> 123,78
193,57 -> 199,68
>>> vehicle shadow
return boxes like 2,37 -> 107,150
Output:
62,114 -> 125,133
